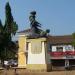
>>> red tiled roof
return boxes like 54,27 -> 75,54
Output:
47,35 -> 74,44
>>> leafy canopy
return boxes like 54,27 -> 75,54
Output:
72,32 -> 75,46
0,2 -> 18,60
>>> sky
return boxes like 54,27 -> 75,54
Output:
0,0 -> 75,38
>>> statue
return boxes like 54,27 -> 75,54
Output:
29,11 -> 41,35
29,11 -> 36,27
29,11 -> 50,37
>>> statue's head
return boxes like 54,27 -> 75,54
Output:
30,11 -> 36,15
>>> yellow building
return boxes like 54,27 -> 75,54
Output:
18,29 -> 51,71
18,28 -> 75,71
17,11 -> 75,71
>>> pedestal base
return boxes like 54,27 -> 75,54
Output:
27,64 -> 52,72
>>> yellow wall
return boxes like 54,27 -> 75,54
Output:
18,35 -> 52,71
18,35 -> 27,68
27,64 -> 47,71
27,64 -> 52,71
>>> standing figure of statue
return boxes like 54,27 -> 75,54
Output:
29,11 -> 41,35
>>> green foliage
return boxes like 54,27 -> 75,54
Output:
5,2 -> 18,39
72,32 -> 75,46
0,20 -> 4,58
5,2 -> 13,34
0,20 -> 3,43
0,20 -> 3,33
11,22 -> 18,35
0,19 -> 17,60
72,32 -> 75,38
0,2 -> 18,61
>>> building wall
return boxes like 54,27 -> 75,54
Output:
52,45 -> 74,52
18,35 -> 52,71
18,35 -> 27,68
27,38 -> 46,64
26,38 -> 52,71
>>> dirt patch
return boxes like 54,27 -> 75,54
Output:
0,69 -> 75,75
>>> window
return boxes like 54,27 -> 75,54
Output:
65,45 -> 73,51
26,42 -> 29,51
48,44 -> 52,52
31,41 -> 42,54
56,47 -> 63,52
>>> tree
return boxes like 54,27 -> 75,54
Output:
4,2 -> 18,59
0,2 -> 18,65
72,32 -> 75,49
0,20 -> 3,44
5,2 -> 18,40
0,20 -> 3,33
0,20 -> 4,59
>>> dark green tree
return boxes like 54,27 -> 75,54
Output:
0,20 -> 4,44
0,20 -> 3,58
0,20 -> 3,33
0,2 -> 18,65
5,2 -> 18,40
72,32 -> 75,49
3,2 -> 18,59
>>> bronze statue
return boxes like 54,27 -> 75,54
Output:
29,11 -> 36,27
29,11 -> 41,34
